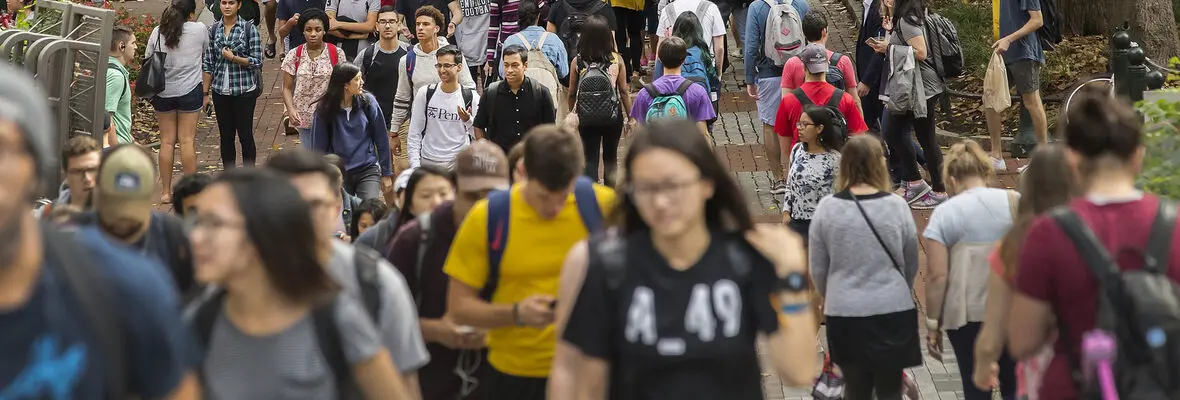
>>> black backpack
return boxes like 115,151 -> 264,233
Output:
923,12 -> 964,79
1037,0 -> 1063,51
791,87 -> 849,138
1051,200 -> 1180,399
575,61 -> 621,127
557,0 -> 607,59
795,52 -> 847,89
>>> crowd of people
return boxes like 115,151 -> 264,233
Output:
10,0 -> 1180,398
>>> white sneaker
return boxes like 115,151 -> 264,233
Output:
990,156 -> 1008,171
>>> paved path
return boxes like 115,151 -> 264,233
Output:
155,0 -> 1026,397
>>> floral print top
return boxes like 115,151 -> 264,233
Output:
280,44 -> 343,129
783,142 -> 840,221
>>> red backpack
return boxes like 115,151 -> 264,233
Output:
293,44 -> 340,72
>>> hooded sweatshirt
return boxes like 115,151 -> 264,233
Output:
390,37 -> 477,129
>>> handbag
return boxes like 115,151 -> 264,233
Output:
850,192 -> 921,307
135,33 -> 167,99
811,352 -> 845,399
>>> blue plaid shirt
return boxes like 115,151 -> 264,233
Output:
203,20 -> 263,96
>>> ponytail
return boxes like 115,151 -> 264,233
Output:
159,0 -> 196,49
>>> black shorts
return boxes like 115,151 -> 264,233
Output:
482,365 -> 546,400
150,84 -> 203,113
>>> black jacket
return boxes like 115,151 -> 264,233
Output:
855,0 -> 887,92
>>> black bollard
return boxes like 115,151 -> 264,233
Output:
1112,30 -> 1133,98
1128,46 -> 1148,103
1146,70 -> 1166,91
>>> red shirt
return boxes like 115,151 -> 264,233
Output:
1016,196 -> 1180,400
780,49 -> 859,91
773,81 -> 869,150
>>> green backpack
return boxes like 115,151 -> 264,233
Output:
644,80 -> 695,121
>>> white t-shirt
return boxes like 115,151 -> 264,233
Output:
146,22 -> 210,98
407,85 -> 480,168
656,0 -> 726,54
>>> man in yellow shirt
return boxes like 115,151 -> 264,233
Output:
444,125 -> 616,400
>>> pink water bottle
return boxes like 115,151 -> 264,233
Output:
1081,330 -> 1119,400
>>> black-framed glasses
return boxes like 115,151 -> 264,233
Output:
377,19 -> 400,26
796,121 -> 819,129
435,63 -> 459,69
624,178 -> 701,202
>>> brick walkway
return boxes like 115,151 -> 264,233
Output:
169,0 -> 1026,397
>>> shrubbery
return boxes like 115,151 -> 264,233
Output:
1136,97 -> 1180,198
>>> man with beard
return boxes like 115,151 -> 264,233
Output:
0,64 -> 200,399
71,145 -> 197,297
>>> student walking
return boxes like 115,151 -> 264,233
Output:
186,169 -> 414,399
147,0 -> 208,203
390,6 -> 476,134
203,0 -> 263,168
354,6 -> 411,130
780,11 -> 860,110
921,141 -> 1017,400
567,16 -> 631,186
476,44 -> 558,153
610,0 -> 644,83
781,104 -> 845,239
867,0 -> 946,209
809,135 -> 922,400
551,119 -> 819,399
742,0 -> 808,194
630,37 -> 714,136
651,12 -> 719,130
774,44 -> 868,152
310,62 -> 395,201
390,165 -> 456,228
407,45 -> 480,170
444,126 -> 616,400
281,9 -> 346,145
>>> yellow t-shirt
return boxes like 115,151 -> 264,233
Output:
443,183 -> 617,377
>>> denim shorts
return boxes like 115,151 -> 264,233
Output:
150,84 -> 204,113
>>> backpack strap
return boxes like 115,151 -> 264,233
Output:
537,32 -> 549,47
295,44 -> 304,71
353,245 -> 384,321
421,84 -> 439,140
675,78 -> 695,96
1050,207 -> 1120,287
363,42 -> 378,77
406,50 -> 418,89
1145,199 -> 1178,274
310,297 -> 355,400
328,44 -> 340,66
829,52 -> 841,67
159,214 -> 196,297
642,83 -> 662,97
414,211 -> 435,306
826,88 -> 845,109
193,289 -> 229,350
693,0 -> 709,20
573,176 -> 604,234
486,81 -> 500,128
790,87 -> 812,107
482,189 -> 512,301
107,62 -> 129,97
514,33 -> 533,51
42,227 -> 126,400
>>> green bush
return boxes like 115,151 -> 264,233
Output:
931,0 -> 993,76
1135,97 -> 1180,199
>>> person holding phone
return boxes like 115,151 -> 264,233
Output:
202,0 -> 263,169
853,0 -> 887,132
407,44 -> 479,171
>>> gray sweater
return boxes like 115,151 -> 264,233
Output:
809,191 -> 919,317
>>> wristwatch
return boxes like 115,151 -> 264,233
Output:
775,271 -> 810,294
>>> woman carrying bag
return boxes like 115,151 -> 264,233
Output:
809,135 -> 921,400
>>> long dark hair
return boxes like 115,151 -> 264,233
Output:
617,120 -> 753,233
892,0 -> 924,26
214,168 -> 339,304
801,105 -> 846,152
394,165 -> 455,228
576,16 -> 615,64
998,143 -> 1079,277
316,62 -> 364,123
350,198 -> 388,241
671,11 -> 713,69
159,0 -> 196,48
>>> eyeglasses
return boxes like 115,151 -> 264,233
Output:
183,213 -> 245,233
377,19 -> 400,26
625,178 -> 701,202
796,121 -> 819,129
435,63 -> 459,69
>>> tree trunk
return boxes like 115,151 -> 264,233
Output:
1057,0 -> 1179,59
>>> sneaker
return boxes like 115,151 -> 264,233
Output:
990,156 -> 1008,172
899,181 -> 932,204
641,57 -> 649,68
910,191 -> 948,210
769,179 -> 787,195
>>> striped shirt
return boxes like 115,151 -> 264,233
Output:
203,20 -> 263,96
486,0 -> 547,63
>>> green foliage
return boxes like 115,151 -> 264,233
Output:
1135,98 -> 1180,199
930,0 -> 993,76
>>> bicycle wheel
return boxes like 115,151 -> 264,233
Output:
1063,77 -> 1114,123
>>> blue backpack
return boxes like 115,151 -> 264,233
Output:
681,46 -> 713,93
478,176 -> 605,300
644,80 -> 696,121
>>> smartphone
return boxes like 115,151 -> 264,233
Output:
204,103 -> 214,117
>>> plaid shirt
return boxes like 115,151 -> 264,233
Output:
203,20 -> 262,96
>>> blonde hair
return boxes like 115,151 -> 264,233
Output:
834,135 -> 892,193
942,140 -> 994,184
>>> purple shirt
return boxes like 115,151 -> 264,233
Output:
630,75 -> 717,123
